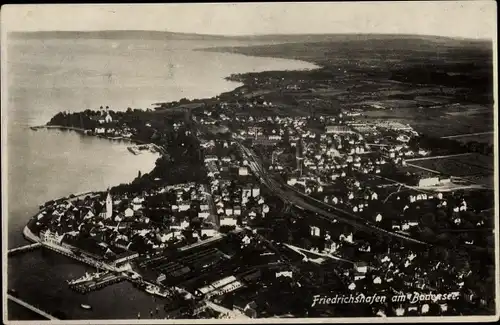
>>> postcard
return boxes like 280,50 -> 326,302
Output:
1,2 -> 498,324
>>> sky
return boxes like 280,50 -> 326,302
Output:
1,2 -> 497,39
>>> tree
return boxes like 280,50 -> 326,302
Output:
421,212 -> 436,228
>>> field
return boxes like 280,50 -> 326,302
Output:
207,36 -> 493,138
444,132 -> 495,145
408,153 -> 494,178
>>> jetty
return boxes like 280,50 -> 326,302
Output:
40,242 -> 116,271
30,125 -> 86,133
8,243 -> 42,256
7,294 -> 58,320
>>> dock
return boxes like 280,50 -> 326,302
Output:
8,243 -> 42,256
69,272 -> 125,293
7,294 -> 58,320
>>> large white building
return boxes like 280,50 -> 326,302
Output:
418,177 -> 440,187
40,229 -> 65,245
325,125 -> 354,134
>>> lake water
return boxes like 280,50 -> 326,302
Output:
5,36 -> 318,320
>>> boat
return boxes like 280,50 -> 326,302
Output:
127,146 -> 141,155
68,271 -> 105,286
81,304 -> 92,310
145,284 -> 169,298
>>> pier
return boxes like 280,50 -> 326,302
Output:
8,243 -> 42,256
40,242 -> 116,271
30,125 -> 86,133
69,273 -> 126,293
7,294 -> 58,320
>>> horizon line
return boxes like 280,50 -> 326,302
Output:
8,29 -> 493,42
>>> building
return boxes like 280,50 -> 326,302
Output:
204,155 -> 218,163
40,229 -> 65,245
355,262 -> 368,273
94,127 -> 106,134
105,191 -> 113,219
124,207 -> 134,218
156,273 -> 166,284
239,167 -> 249,176
201,228 -> 218,237
220,216 -> 237,227
275,271 -> 293,278
310,226 -> 320,237
105,113 -> 113,123
113,250 -> 139,266
325,125 -> 354,134
418,177 -> 440,187
376,121 -> 413,131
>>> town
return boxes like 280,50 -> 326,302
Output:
22,41 -> 495,318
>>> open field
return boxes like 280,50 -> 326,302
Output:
408,153 -> 493,177
443,132 -> 495,145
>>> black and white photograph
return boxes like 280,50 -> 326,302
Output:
1,2 -> 498,323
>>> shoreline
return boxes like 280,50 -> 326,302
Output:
22,225 -> 40,244
30,124 -> 166,155
197,46 -> 323,70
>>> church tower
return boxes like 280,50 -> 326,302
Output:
105,190 -> 113,219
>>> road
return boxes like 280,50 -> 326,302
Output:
405,153 -> 473,162
441,132 -> 493,139
235,141 -> 430,246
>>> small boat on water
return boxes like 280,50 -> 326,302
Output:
81,304 -> 92,310
145,284 -> 169,298
128,146 -> 141,155
68,269 -> 106,286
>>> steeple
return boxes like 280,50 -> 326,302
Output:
105,189 -> 113,219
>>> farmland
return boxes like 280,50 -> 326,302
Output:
407,153 -> 494,178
